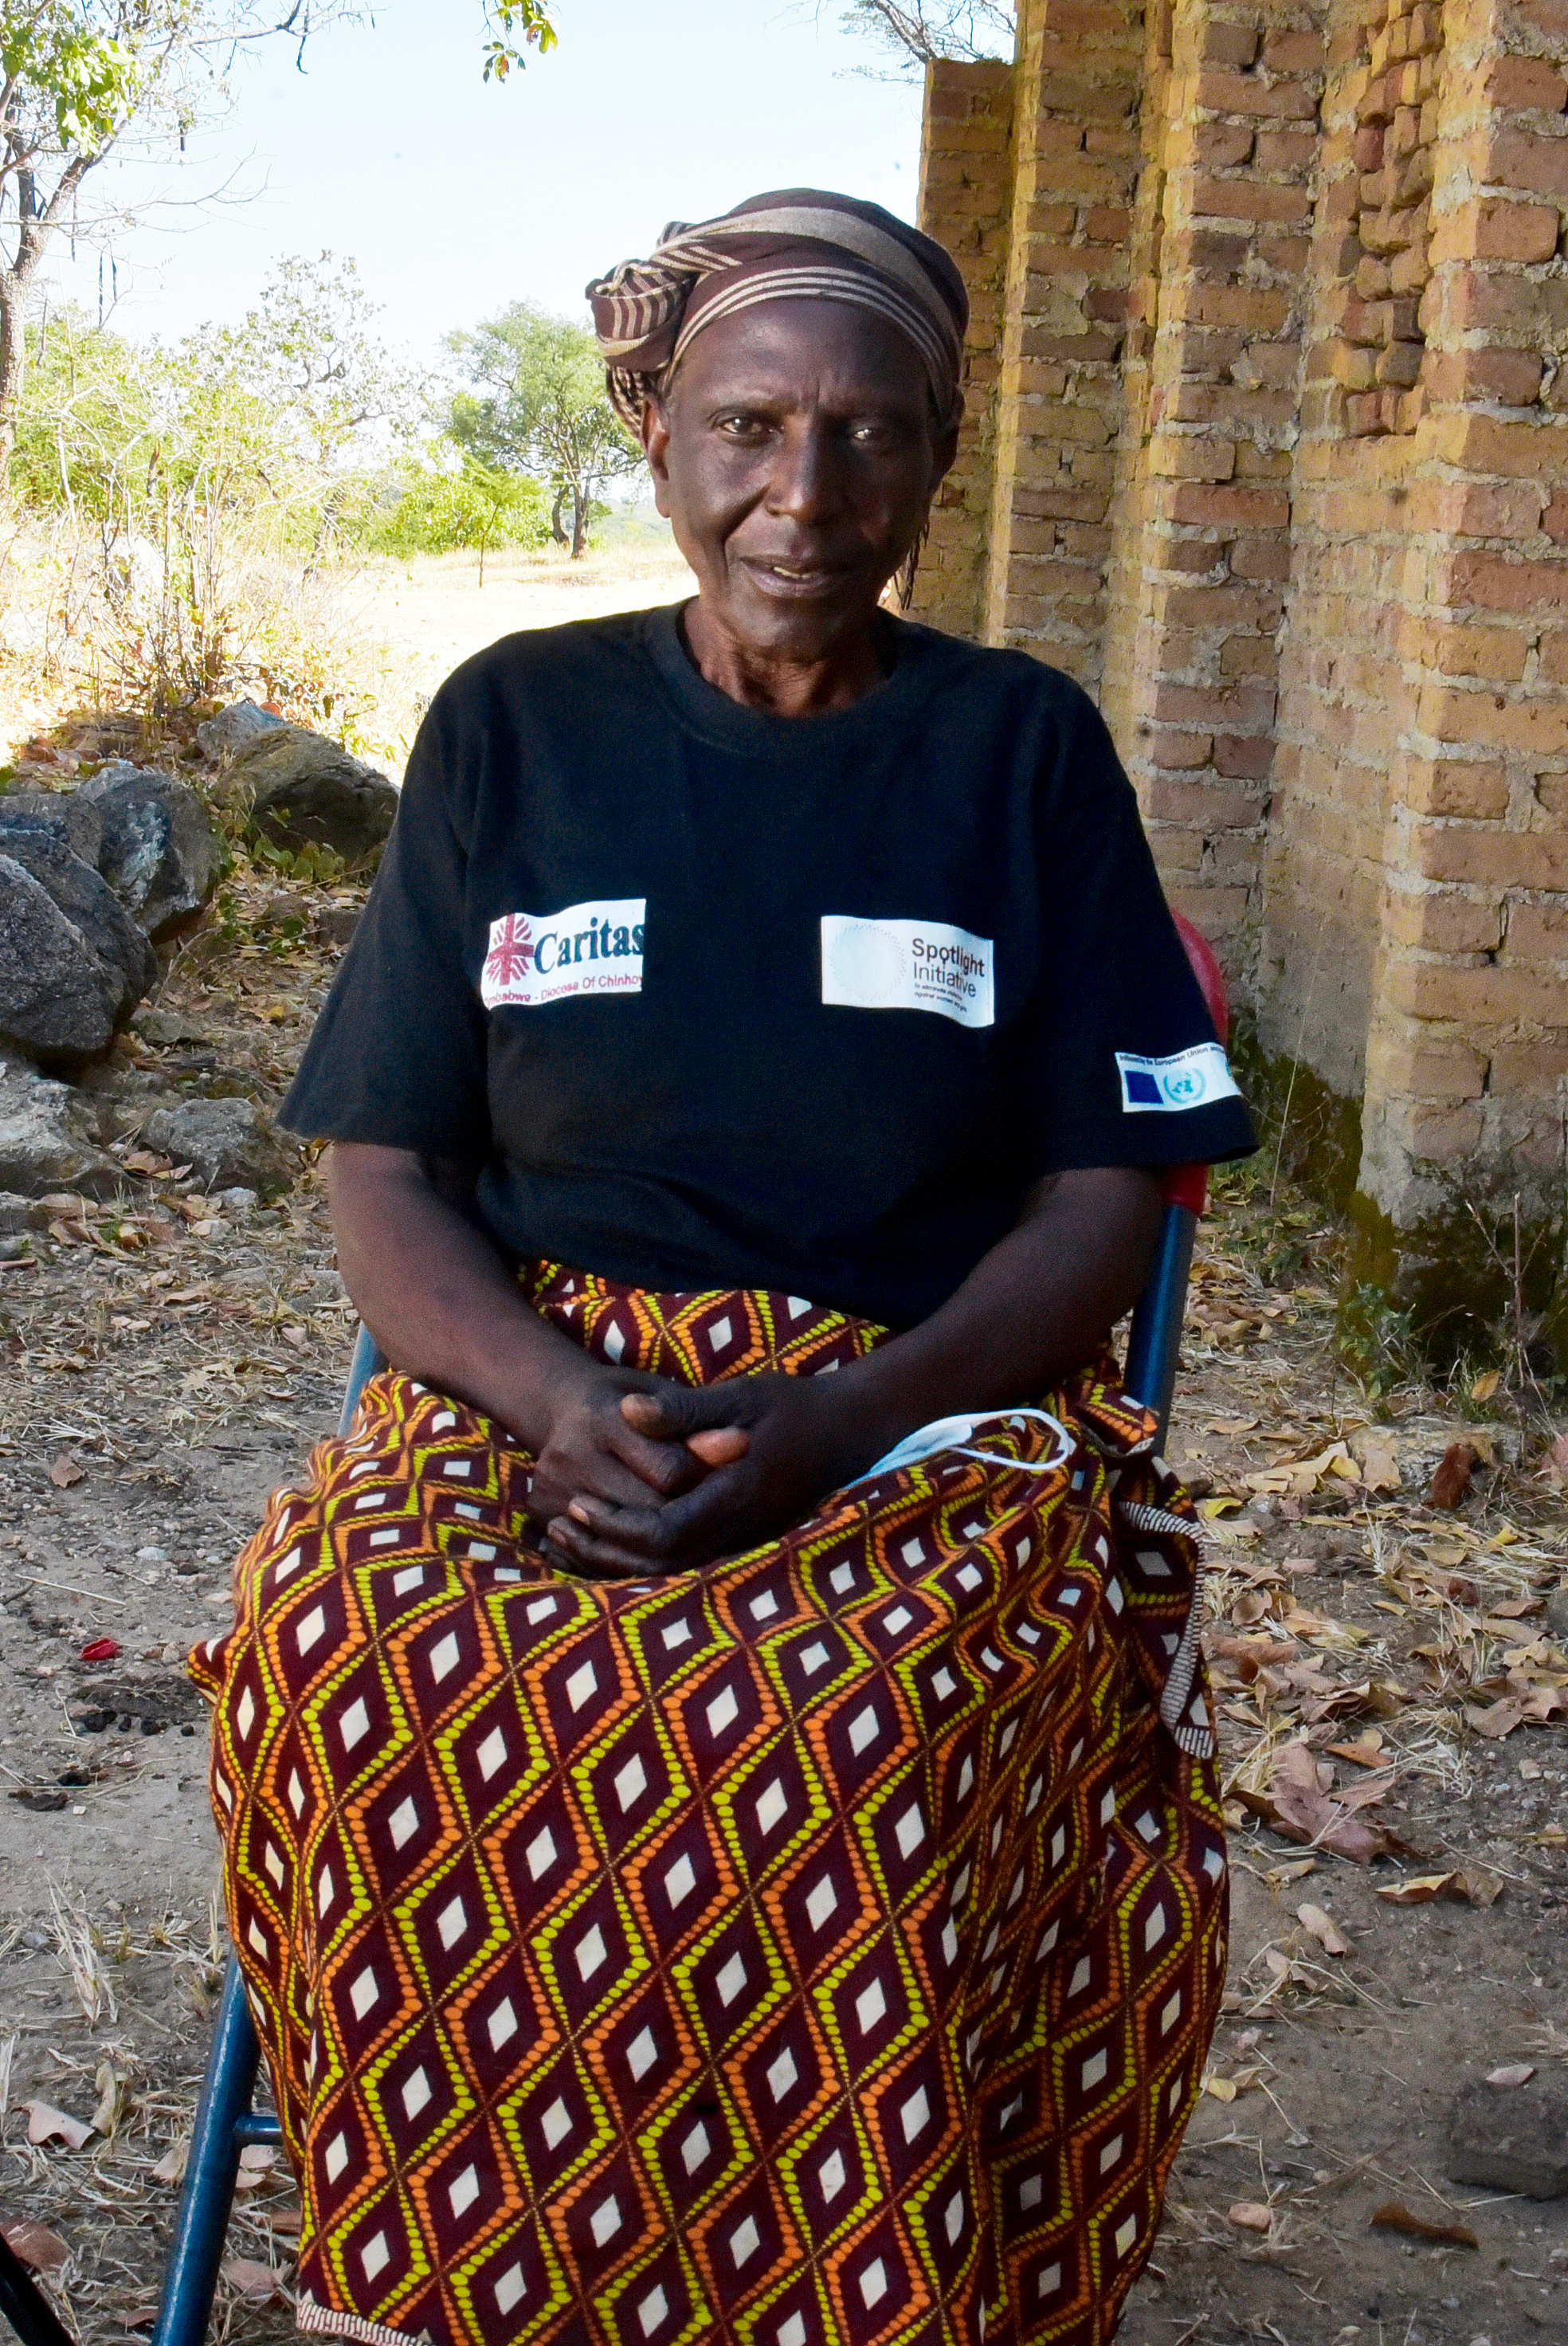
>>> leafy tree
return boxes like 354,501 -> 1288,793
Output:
0,2 -> 562,500
841,0 -> 1014,66
447,303 -> 641,559
373,446 -> 547,581
193,251 -> 429,469
481,0 -> 555,80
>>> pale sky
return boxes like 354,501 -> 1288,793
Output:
37,2 -> 929,364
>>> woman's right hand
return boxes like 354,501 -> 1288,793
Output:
525,1367 -> 723,1540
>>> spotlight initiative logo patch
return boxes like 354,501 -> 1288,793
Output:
480,900 -> 645,1009
1115,1042 -> 1238,1113
820,915 -> 994,1029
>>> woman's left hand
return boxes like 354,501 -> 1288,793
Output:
541,1375 -> 878,1576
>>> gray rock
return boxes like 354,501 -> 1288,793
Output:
196,700 -> 284,762
1546,1582 -> 1568,1642
1447,2077 -> 1568,2198
0,1192 -> 51,1233
228,726 -> 396,865
0,855 -> 126,1061
316,902 -> 361,948
140,1096 -> 296,1195
0,1061 -> 122,1198
0,826 -> 156,1005
0,788 -> 103,866
84,768 -> 222,939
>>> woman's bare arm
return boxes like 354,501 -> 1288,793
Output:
327,1142 -> 713,1520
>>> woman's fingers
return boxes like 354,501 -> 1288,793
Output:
558,1475 -> 741,1571
687,1426 -> 750,1465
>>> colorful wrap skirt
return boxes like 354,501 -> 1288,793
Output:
190,1266 -> 1226,2346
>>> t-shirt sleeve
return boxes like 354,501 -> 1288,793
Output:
279,703 -> 491,1160
1022,685 -> 1257,1174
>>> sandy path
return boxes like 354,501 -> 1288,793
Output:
342,542 -> 696,755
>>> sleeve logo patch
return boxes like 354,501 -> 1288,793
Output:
821,915 -> 994,1029
480,900 -> 645,1009
1115,1042 -> 1240,1113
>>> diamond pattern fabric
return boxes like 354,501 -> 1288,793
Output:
191,1265 -> 1225,2346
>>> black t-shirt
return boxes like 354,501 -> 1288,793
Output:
282,606 -> 1255,1328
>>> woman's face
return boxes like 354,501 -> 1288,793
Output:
643,299 -> 958,667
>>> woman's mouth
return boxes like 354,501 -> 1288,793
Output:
745,558 -> 847,597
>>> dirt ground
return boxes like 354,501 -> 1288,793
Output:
3,760 -> 1568,2345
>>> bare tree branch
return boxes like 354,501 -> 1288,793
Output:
839,0 -> 1015,69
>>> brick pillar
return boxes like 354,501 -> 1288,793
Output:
1260,0 -> 1411,1094
911,60 -> 1016,640
1355,0 -> 1568,1272
981,0 -> 1147,693
1110,0 -> 1327,979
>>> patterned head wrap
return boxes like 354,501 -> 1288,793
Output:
586,189 -> 969,434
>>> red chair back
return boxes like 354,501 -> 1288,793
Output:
1160,912 -> 1231,1218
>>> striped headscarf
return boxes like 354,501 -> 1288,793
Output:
586,189 -> 969,434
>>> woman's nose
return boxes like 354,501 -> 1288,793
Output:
766,420 -> 842,522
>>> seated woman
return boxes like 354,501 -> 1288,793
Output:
194,190 -> 1254,2346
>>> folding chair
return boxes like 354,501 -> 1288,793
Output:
129,918 -> 1229,2346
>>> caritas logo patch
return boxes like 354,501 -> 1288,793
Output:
480,899 -> 645,1009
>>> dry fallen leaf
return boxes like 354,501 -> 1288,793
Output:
1377,1873 -> 1457,1905
1539,1430 -> 1568,1490
1203,2073 -> 1238,2102
1376,1869 -> 1502,1909
1471,1369 -> 1501,1404
23,2098 -> 92,2150
1370,2201 -> 1477,2250
1228,2202 -> 1273,2233
1327,1731 -> 1386,1767
1298,1901 -> 1353,1956
1429,1441 -> 1482,1509
152,2135 -> 189,2185
1,2219 -> 69,2273
221,2256 -> 286,2301
1466,1697 -> 1523,1740
1352,1432 -> 1402,1492
48,1451 -> 86,1489
1487,2063 -> 1536,2087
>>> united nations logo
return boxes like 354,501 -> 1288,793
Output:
1160,1066 -> 1207,1106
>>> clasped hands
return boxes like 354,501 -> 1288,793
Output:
530,1367 -> 880,1579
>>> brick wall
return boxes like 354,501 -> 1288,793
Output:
907,62 -> 1015,639
979,0 -> 1147,696
917,0 -> 1568,1317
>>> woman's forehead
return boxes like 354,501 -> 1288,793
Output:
668,299 -> 931,406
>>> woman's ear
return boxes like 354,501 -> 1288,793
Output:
930,405 -> 962,499
641,395 -> 674,520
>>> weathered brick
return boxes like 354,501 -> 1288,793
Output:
1490,1042 -> 1568,1092
1192,67 -> 1321,118
1365,1032 -> 1490,1099
1146,727 -> 1217,769
1198,20 -> 1261,68
1415,821 -> 1568,887
1441,552 -> 1568,613
1507,900 -> 1568,960
1486,53 -> 1568,111
1472,197 -> 1563,261
1384,889 -> 1506,951
1388,959 -> 1568,1022
1167,482 -> 1292,528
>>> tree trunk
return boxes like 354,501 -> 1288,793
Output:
549,484 -> 570,547
570,487 -> 588,559
0,277 -> 26,508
